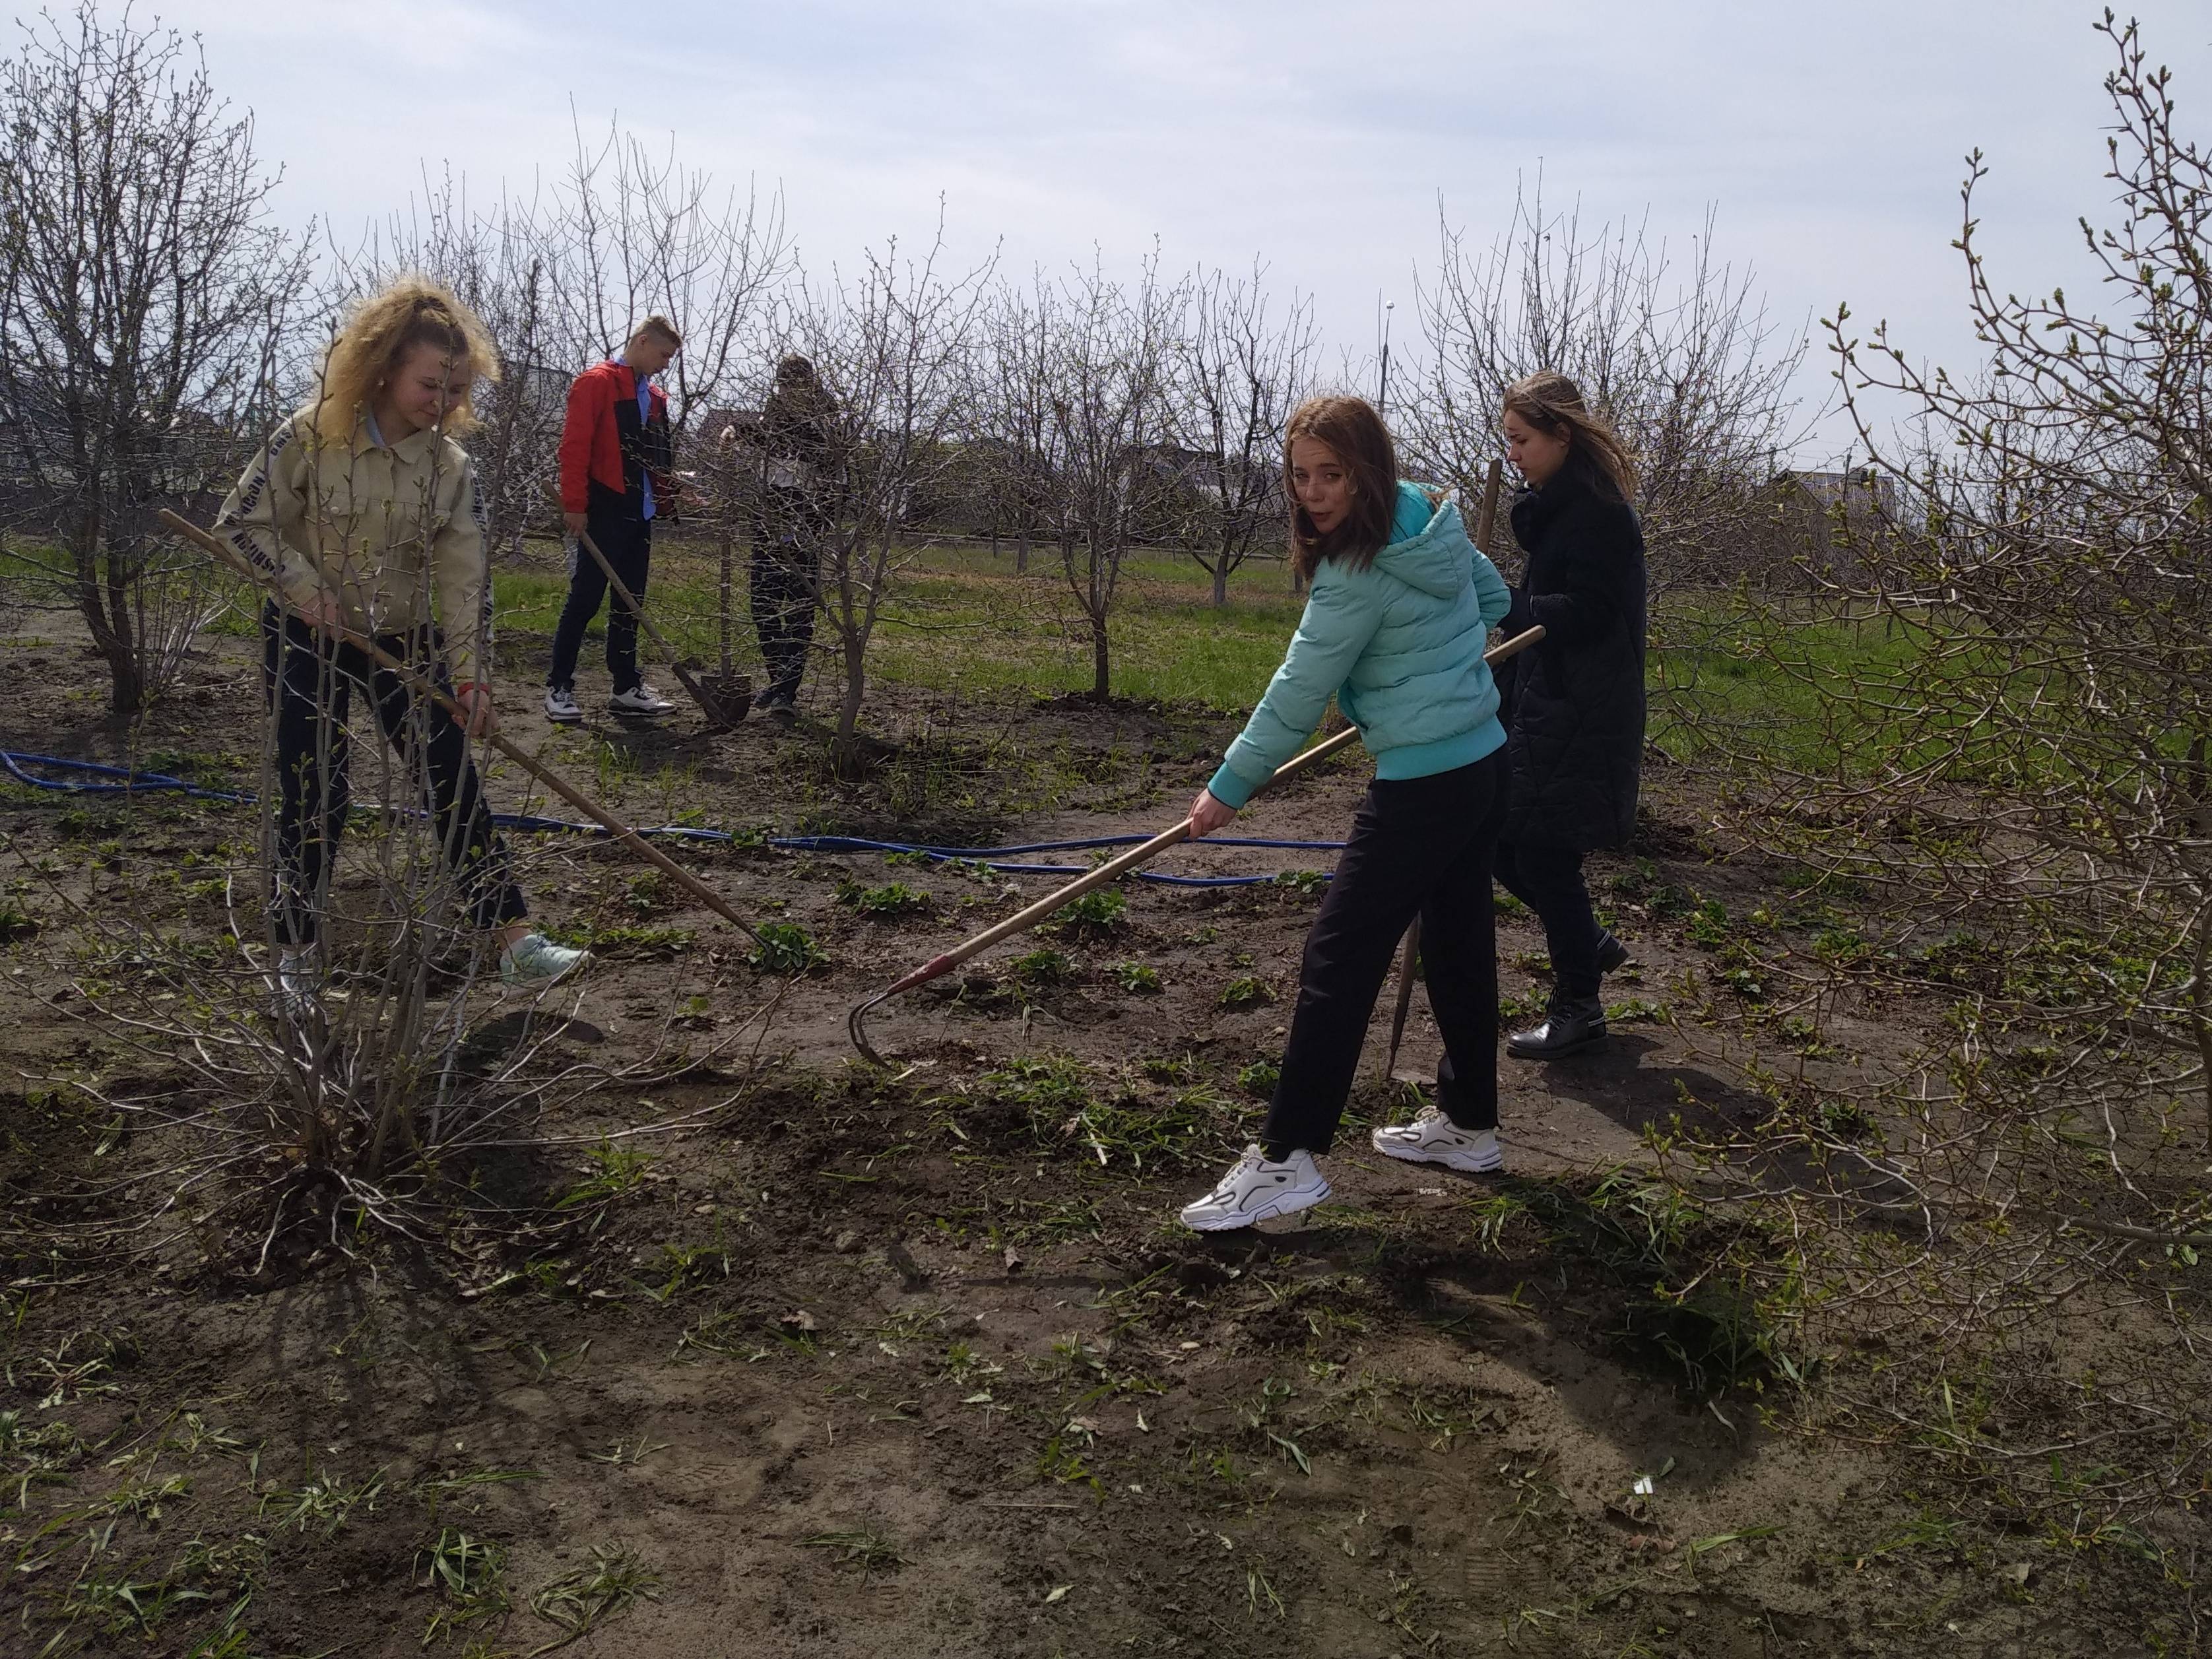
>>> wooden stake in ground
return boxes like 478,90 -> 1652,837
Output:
848,617 -> 1545,1065
1382,456 -> 1509,1084
158,508 -> 763,945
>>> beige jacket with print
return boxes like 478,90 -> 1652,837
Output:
215,408 -> 492,682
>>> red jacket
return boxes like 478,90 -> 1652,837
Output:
558,359 -> 675,516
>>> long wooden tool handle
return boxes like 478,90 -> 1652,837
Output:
577,525 -> 680,664
550,489 -> 682,667
877,624 -> 1545,998
159,509 -> 760,942
1476,457 -> 1505,553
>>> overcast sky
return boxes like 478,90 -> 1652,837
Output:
90,0 -> 2212,461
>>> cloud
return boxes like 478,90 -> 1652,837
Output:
86,0 -> 2212,455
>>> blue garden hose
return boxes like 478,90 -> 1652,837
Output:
1,749 -> 1340,889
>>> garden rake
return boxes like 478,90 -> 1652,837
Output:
846,620 -> 1544,1065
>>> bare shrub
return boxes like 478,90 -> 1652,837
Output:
1666,14 -> 2212,1551
0,3 -> 311,717
1167,262 -> 1316,606
777,220 -> 996,765
1406,179 -> 1810,589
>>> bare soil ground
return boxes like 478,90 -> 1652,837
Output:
0,620 -> 2178,1658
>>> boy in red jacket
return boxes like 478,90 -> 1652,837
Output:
545,317 -> 682,721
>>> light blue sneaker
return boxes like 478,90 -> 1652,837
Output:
499,932 -> 591,991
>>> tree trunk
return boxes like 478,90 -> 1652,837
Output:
1090,614 -> 1111,702
103,641 -> 145,719
835,633 -> 869,781
2193,895 -> 2212,1152
1212,555 -> 1228,608
717,523 -> 735,678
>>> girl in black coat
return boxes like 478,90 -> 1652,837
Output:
1493,372 -> 1648,1057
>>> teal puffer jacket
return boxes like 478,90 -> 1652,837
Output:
1208,481 -> 1513,808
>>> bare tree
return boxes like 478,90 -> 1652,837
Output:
0,3 -> 310,717
1406,180 -> 1809,586
1655,14 -> 2212,1540
780,222 -> 996,766
1169,262 -> 1315,606
977,276 -> 1062,575
1039,254 -> 1185,701
542,117 -> 791,451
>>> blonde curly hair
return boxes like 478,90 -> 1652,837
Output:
311,275 -> 500,439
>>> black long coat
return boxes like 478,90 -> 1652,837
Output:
1497,463 -> 1648,851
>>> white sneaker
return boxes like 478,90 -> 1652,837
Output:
1371,1106 -> 1503,1172
608,683 -> 675,717
1179,1144 -> 1331,1232
544,686 -> 583,724
499,932 -> 591,990
270,946 -> 318,1020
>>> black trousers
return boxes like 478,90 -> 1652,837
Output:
751,487 -> 818,702
261,607 -> 527,949
548,509 -> 651,695
1495,840 -> 1601,1001
1262,750 -> 1507,1159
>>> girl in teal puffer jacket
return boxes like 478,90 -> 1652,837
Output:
1181,395 -> 1516,1231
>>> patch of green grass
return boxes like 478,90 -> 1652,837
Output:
528,1543 -> 661,1647
556,1140 -> 656,1210
259,1463 -> 385,1538
542,919 -> 694,958
802,1530 -> 908,1572
417,1527 -> 510,1643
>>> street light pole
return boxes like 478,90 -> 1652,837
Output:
1377,299 -> 1395,414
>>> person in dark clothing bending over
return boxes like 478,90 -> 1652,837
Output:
1491,371 -> 1649,1058
749,354 -> 839,715
545,317 -> 682,723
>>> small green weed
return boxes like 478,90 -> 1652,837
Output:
749,921 -> 828,975
1008,947 -> 1072,985
260,1463 -> 386,1537
838,880 -> 931,917
802,1530 -> 908,1572
1113,961 -> 1161,993
1054,889 -> 1126,932
556,1140 -> 656,1210
1219,975 -> 1273,1010
529,1543 -> 661,1645
417,1527 -> 509,1642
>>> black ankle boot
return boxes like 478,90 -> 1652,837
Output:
1507,995 -> 1608,1059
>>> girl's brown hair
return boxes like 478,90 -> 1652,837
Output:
1501,372 -> 1637,503
312,276 -> 500,439
1285,395 -> 1398,581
